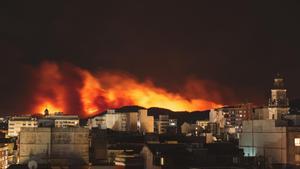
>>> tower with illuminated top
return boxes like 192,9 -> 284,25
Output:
268,74 -> 289,119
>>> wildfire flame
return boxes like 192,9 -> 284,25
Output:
33,62 -> 65,114
31,62 -> 223,117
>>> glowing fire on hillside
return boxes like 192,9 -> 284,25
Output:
31,62 -> 223,117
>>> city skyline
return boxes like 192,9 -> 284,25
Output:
2,1 -> 300,114
3,2 -> 300,168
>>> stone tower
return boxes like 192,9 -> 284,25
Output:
268,74 -> 289,120
269,74 -> 289,108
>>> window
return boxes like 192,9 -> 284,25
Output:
160,157 -> 164,165
295,138 -> 300,146
295,154 -> 300,162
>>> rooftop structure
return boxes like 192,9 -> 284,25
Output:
38,112 -> 80,128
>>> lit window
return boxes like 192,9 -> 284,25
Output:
295,138 -> 300,146
160,157 -> 164,165
295,154 -> 300,162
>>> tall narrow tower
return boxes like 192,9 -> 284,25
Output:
269,74 -> 289,107
268,74 -> 289,120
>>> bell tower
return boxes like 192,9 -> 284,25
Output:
268,74 -> 289,120
269,74 -> 289,107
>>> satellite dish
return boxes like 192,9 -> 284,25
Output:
28,160 -> 38,169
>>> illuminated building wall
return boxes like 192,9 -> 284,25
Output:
138,109 -> 154,133
89,109 -> 140,132
38,114 -> 80,128
18,127 -> 89,165
286,127 -> 300,165
88,116 -> 106,129
0,144 -> 8,169
8,116 -> 37,137
155,115 -> 169,134
239,120 -> 287,163
209,103 -> 254,135
105,110 -> 138,132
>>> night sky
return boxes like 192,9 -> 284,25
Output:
1,1 -> 300,113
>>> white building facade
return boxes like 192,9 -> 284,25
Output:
8,116 -> 37,137
240,120 -> 287,162
88,109 -> 155,133
137,109 -> 154,133
0,145 -> 8,169
155,115 -> 169,134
